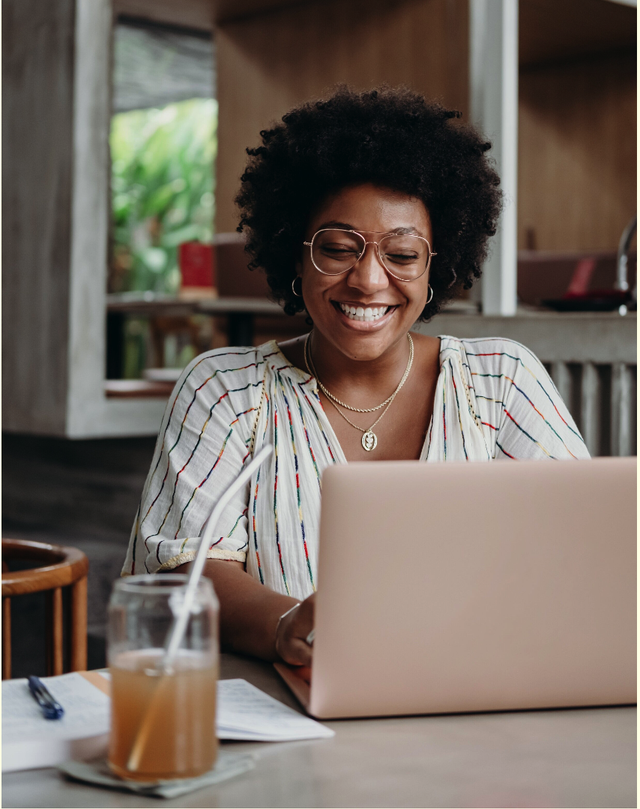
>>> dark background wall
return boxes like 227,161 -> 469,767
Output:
3,433 -> 157,675
3,434 -> 156,539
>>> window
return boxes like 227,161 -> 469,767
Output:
107,17 -> 217,380
109,17 -> 217,296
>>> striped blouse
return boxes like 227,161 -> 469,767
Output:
122,336 -> 589,598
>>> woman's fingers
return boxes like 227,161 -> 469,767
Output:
282,636 -> 312,666
275,593 -> 316,665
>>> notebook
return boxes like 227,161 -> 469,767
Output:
275,457 -> 636,719
2,671 -> 111,773
2,673 -> 332,772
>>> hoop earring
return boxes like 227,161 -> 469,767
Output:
426,285 -> 434,304
291,276 -> 303,297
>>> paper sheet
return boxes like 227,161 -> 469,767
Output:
2,673 -> 111,772
2,672 -> 110,741
2,672 -> 332,772
217,678 -> 334,741
93,671 -> 331,741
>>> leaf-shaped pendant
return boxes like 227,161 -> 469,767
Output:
362,430 -> 378,452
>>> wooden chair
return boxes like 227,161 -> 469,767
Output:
2,539 -> 89,679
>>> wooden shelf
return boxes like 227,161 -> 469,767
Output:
112,0 -> 311,29
104,379 -> 174,398
105,293 -> 303,317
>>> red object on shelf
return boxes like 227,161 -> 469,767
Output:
564,258 -> 597,297
179,242 -> 216,292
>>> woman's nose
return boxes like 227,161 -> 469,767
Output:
346,243 -> 389,292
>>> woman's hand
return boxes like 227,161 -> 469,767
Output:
275,593 -> 315,666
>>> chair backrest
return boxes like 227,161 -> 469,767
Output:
2,539 -> 89,679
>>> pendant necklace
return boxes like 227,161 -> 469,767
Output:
304,333 -> 414,452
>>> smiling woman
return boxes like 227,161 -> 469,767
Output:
123,87 -> 590,666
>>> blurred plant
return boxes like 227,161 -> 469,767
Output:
122,318 -> 149,379
109,98 -> 217,294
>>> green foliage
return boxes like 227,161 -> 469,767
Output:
110,98 -> 217,293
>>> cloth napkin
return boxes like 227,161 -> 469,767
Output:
58,749 -> 254,799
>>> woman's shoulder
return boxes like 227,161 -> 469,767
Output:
183,342 -> 280,378
438,334 -> 544,370
168,344 -> 273,402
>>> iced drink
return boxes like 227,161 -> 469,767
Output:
109,649 -> 217,782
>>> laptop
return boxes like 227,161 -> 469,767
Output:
275,457 -> 636,719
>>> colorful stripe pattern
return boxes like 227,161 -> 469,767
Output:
122,336 -> 589,598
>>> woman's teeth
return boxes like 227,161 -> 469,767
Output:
338,303 -> 390,322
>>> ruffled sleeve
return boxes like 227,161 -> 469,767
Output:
460,337 -> 590,460
122,347 -> 265,575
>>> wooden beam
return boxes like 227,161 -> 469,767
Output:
112,0 -> 215,30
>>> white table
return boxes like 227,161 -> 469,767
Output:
2,654 -> 636,808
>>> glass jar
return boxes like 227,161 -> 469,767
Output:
107,574 -> 219,782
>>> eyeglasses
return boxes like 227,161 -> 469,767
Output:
303,228 -> 436,282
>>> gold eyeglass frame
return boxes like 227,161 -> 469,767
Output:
303,228 -> 436,282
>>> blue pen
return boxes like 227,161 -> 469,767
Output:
27,676 -> 65,720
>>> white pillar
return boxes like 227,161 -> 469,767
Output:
469,0 -> 519,316
67,0 -> 111,433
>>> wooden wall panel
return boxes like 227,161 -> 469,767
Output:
518,50 -> 636,251
215,0 -> 469,232
519,0 -> 636,68
2,0 -> 75,434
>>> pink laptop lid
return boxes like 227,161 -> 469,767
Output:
307,457 -> 636,719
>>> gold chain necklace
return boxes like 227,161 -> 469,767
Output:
306,333 -> 414,413
304,333 -> 414,452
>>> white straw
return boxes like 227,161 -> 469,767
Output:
163,443 -> 273,669
126,444 -> 274,773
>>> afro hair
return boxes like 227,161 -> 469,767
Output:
235,85 -> 502,320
